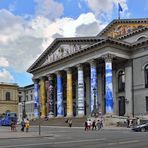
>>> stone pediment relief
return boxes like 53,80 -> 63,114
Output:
104,23 -> 148,38
42,43 -> 90,66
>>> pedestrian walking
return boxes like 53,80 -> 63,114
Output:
92,120 -> 96,131
137,117 -> 140,126
13,120 -> 17,132
68,119 -> 72,127
84,120 -> 88,131
95,120 -> 100,130
25,119 -> 30,132
127,116 -> 130,128
87,119 -> 91,130
21,119 -> 25,132
10,119 -> 14,131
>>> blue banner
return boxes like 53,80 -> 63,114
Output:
34,83 -> 39,117
105,62 -> 113,113
91,66 -> 97,112
57,74 -> 64,116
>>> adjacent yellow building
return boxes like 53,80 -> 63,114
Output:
0,83 -> 18,114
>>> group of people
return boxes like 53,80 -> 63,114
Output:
11,118 -> 30,132
84,118 -> 103,131
21,118 -> 30,132
127,116 -> 140,128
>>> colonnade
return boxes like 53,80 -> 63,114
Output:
33,54 -> 115,118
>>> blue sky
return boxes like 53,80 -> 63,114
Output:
0,0 -> 147,87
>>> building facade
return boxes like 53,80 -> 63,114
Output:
0,83 -> 18,115
27,18 -> 148,118
18,84 -> 34,121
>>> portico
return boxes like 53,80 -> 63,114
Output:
28,18 -> 148,118
30,40 -> 129,118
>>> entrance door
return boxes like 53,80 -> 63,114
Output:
118,96 -> 125,116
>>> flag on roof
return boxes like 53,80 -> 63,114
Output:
118,3 -> 123,12
118,3 -> 123,19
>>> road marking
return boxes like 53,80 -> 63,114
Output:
0,138 -> 106,148
119,140 -> 139,144
108,140 -> 139,145
55,138 -> 106,144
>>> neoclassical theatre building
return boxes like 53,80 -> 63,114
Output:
27,18 -> 148,118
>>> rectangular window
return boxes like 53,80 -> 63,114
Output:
146,97 -> 148,112
19,96 -> 22,102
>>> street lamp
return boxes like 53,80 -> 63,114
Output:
22,100 -> 26,120
93,87 -> 97,117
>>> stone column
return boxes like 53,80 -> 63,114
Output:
77,64 -> 85,117
39,77 -> 46,118
47,74 -> 54,117
56,71 -> 64,117
33,79 -> 39,118
103,54 -> 115,114
125,62 -> 132,116
66,68 -> 73,117
90,60 -> 98,113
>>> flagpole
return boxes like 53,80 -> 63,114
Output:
118,9 -> 120,19
118,3 -> 120,20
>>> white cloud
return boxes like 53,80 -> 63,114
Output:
30,12 -> 104,48
85,0 -> 129,18
0,68 -> 14,82
0,9 -> 105,73
0,9 -> 25,44
0,10 -> 44,71
34,0 -> 64,20
0,57 -> 9,67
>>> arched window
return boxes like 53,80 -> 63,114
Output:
5,92 -> 10,101
118,70 -> 125,92
145,64 -> 148,88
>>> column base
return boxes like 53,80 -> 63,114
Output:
66,115 -> 73,118
76,115 -> 85,118
47,112 -> 55,118
41,115 -> 46,118
48,115 -> 55,118
56,115 -> 64,118
104,112 -> 114,118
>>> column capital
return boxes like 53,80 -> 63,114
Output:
39,76 -> 47,81
65,67 -> 72,73
32,78 -> 39,84
102,53 -> 115,62
55,71 -> 62,76
88,59 -> 96,66
76,63 -> 83,70
47,74 -> 53,80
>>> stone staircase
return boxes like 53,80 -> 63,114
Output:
30,117 -> 87,127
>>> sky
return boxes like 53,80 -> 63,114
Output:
0,0 -> 147,87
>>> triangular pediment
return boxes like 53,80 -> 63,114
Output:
98,18 -> 148,38
27,37 -> 102,72
42,42 -> 90,66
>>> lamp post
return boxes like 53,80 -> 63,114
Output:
93,87 -> 96,117
38,103 -> 41,136
22,100 -> 26,120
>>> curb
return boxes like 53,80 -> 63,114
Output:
31,125 -> 131,130
0,135 -> 54,140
